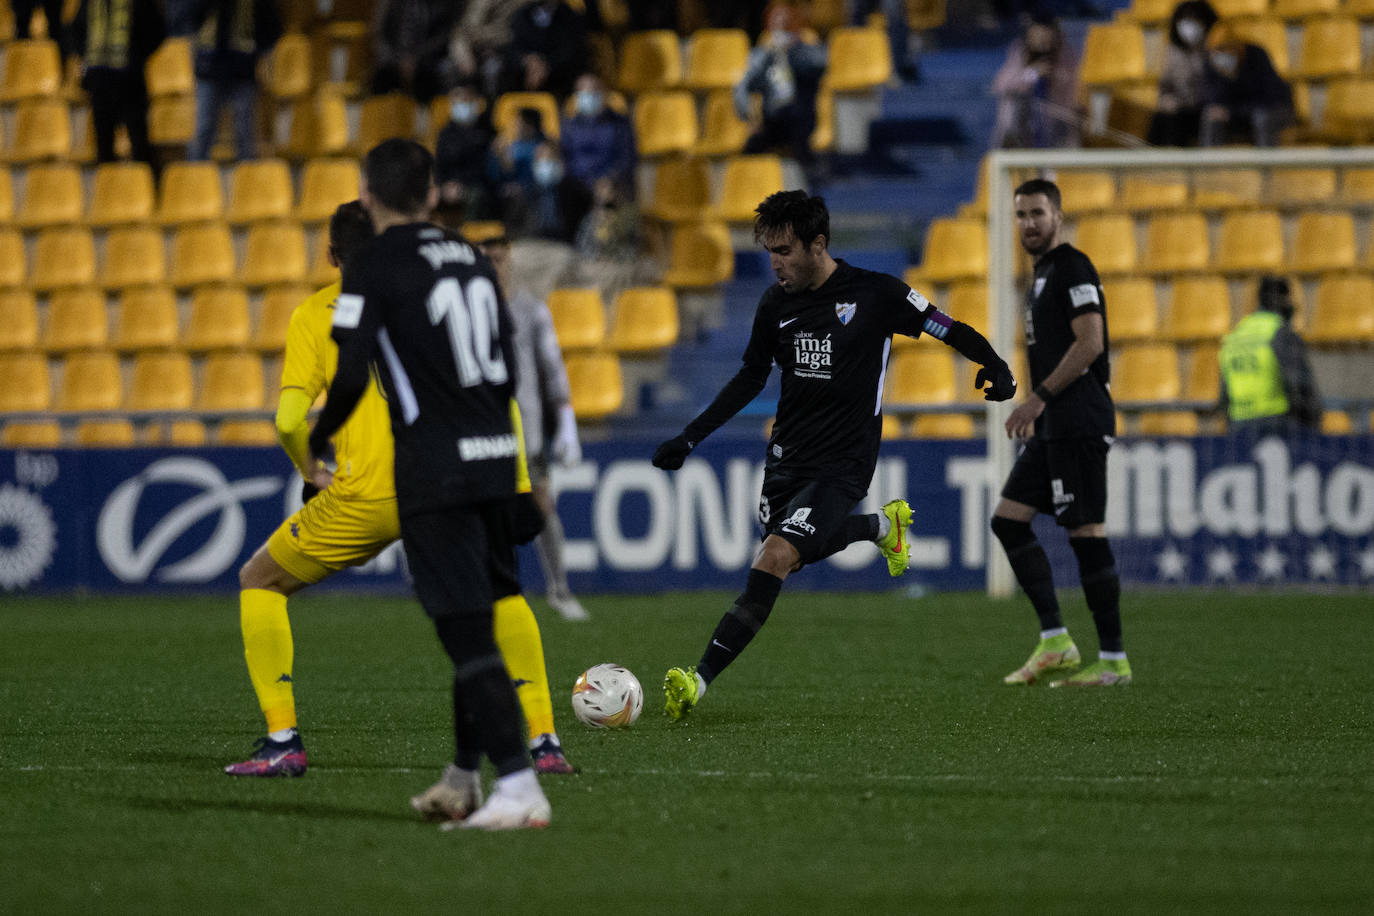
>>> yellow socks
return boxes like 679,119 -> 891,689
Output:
240,589 -> 297,734
493,594 -> 556,740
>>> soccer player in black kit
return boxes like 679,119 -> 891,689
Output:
993,178 -> 1131,688
308,139 -> 552,828
654,190 -> 1018,720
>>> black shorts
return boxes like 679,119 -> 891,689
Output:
1001,437 -> 1110,528
759,471 -> 865,565
400,500 -> 521,620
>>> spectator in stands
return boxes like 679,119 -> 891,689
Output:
558,72 -> 635,242
735,4 -> 828,177
186,0 -> 283,161
849,0 -> 919,83
503,0 -> 588,100
491,108 -> 563,238
990,12 -> 1080,149
1219,277 -> 1320,436
624,0 -> 676,30
445,0 -> 526,99
1148,1 -> 1218,147
1199,24 -> 1292,148
12,0 -> 67,51
369,0 -> 459,103
69,0 -> 167,175
704,0 -> 768,40
435,81 -> 498,224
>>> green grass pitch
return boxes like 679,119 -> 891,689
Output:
3,588 -> 1372,914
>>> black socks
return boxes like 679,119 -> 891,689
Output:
990,516 -> 1063,631
1070,536 -> 1124,654
696,568 -> 784,684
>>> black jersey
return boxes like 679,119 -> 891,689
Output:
689,260 -> 940,483
1024,243 -> 1114,440
324,223 -> 518,515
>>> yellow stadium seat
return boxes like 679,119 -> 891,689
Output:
945,281 -> 989,329
1119,171 -> 1188,210
199,351 -> 266,410
306,237 -> 337,286
684,28 -> 751,90
1102,277 -> 1158,342
0,170 -> 12,223
1230,18 -> 1289,76
0,229 -> 26,287
1274,0 -> 1340,18
633,90 -> 698,157
1137,410 -> 1200,436
1191,169 -> 1262,209
617,30 -> 683,92
1185,343 -> 1220,401
1269,168 -> 1337,205
148,94 -> 196,146
0,39 -> 61,102
610,287 -> 679,353
1124,0 -> 1173,22
8,98 -> 71,161
1295,17 -> 1360,80
1212,0 -> 1276,17
460,221 -> 506,245
647,156 -> 712,222
144,37 -> 193,97
1142,212 -> 1209,273
30,227 -> 97,291
912,413 -> 976,438
1322,78 -> 1374,142
712,154 -> 785,222
0,352 -> 52,410
811,87 -> 834,153
357,93 -> 418,151
280,90 -> 351,159
217,419 -> 279,445
1073,215 -> 1138,275
225,159 -> 295,224
548,288 -> 607,351
57,351 -> 123,411
128,351 -> 193,410
144,418 -> 209,446
169,223 -> 236,287
1342,167 -> 1374,204
75,419 -> 137,446
566,352 -> 624,420
184,286 -> 252,351
0,289 -> 40,351
1319,409 -> 1352,434
886,349 -> 957,405
87,162 -> 157,226
1163,277 -> 1231,342
1112,343 -> 1181,402
310,20 -> 370,95
492,92 -> 560,141
1291,212 -> 1356,273
1079,22 -> 1147,86
241,222 -> 308,287
43,287 -> 108,353
663,221 -> 734,288
113,286 -> 179,351
1,420 -> 63,447
157,161 -> 224,224
881,413 -> 904,440
693,89 -> 750,157
16,163 -> 83,229
1055,171 -> 1116,213
296,158 -> 360,222
1215,210 -> 1283,273
99,226 -> 167,289
825,27 -> 892,92
268,32 -> 313,100
254,285 -> 312,352
1345,0 -> 1374,14
913,218 -> 987,284
1305,274 -> 1374,343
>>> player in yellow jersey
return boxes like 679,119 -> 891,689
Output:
225,201 -> 574,778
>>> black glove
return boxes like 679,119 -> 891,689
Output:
975,362 -> 1017,402
651,434 -> 693,470
301,481 -> 320,504
513,491 -> 546,544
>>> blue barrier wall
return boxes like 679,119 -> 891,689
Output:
2,435 -> 1371,594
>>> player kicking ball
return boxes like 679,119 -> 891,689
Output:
655,191 -> 1017,720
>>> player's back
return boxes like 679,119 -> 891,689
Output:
284,283 -> 395,501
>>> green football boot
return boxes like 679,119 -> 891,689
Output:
1003,633 -> 1081,685
663,666 -> 701,722
1049,657 -> 1132,688
876,499 -> 914,577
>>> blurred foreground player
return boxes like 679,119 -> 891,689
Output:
994,178 -> 1130,687
655,190 -> 1017,720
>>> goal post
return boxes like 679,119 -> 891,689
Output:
982,146 -> 1374,597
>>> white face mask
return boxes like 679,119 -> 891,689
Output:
1211,51 -> 1238,73
533,158 -> 562,187
574,90 -> 604,117
1177,20 -> 1205,47
450,101 -> 477,125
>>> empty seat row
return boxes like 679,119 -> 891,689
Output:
645,154 -> 786,224
1126,0 -> 1374,25
0,416 -> 279,448
548,286 -> 681,354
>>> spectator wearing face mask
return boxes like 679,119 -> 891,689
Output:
736,3 -> 829,175
557,72 -> 636,243
491,108 -> 562,237
1199,24 -> 1292,147
435,81 -> 497,222
1149,1 -> 1218,147
990,12 -> 1080,149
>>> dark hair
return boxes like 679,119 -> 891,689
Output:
362,138 -> 434,215
1167,0 -> 1218,49
1013,177 -> 1062,211
754,189 -> 830,248
328,200 -> 374,270
1258,275 -> 1294,319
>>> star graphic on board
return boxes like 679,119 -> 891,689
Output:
1359,546 -> 1374,580
1206,546 -> 1237,582
1255,544 -> 1287,581
1306,544 -> 1338,581
1155,542 -> 1188,582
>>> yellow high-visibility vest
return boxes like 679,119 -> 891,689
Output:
1220,311 -> 1289,421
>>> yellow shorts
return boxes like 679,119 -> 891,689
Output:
266,487 -> 401,585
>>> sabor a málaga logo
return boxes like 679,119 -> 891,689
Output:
0,483 -> 58,590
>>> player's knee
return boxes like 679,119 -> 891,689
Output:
990,515 -> 1034,550
755,536 -> 800,577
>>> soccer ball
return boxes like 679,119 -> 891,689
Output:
571,663 -> 644,728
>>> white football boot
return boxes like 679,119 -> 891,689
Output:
410,764 -> 482,822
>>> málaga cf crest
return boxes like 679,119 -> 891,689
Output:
835,302 -> 856,325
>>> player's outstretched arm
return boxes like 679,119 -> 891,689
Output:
942,320 -> 1017,401
652,362 -> 770,470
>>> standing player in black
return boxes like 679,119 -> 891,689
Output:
655,190 -> 1017,720
993,178 -> 1131,688
308,139 -> 551,829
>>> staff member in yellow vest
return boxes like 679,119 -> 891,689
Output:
1219,276 -> 1320,436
